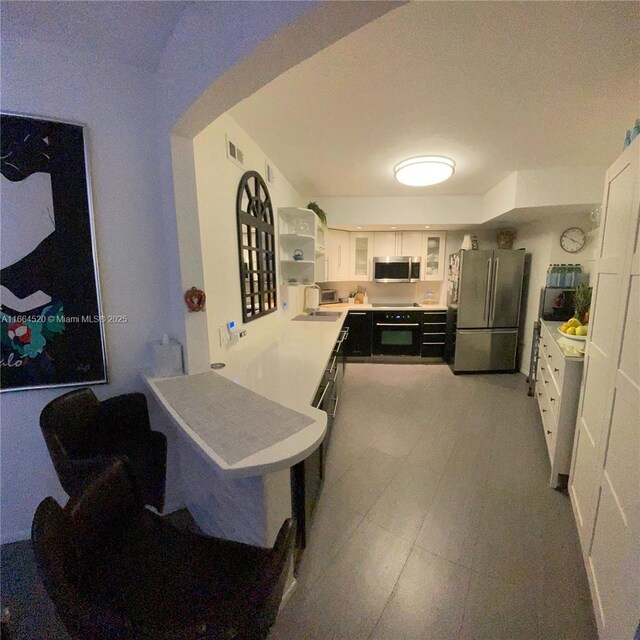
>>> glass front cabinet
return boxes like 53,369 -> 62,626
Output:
349,232 -> 373,281
422,232 -> 446,281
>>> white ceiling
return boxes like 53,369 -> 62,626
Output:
229,1 -> 640,198
1,0 -> 192,72
3,1 -> 638,201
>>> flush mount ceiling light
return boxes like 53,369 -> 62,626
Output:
394,156 -> 455,186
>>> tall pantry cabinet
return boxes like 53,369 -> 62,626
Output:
569,138 -> 639,640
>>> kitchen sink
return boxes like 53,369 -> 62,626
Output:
292,311 -> 341,322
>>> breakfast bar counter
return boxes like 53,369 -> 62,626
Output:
144,309 -> 348,547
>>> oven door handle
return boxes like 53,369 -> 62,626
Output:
376,323 -> 421,327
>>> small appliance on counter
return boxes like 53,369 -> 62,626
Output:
320,288 -> 338,304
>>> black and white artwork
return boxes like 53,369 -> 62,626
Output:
0,113 -> 107,391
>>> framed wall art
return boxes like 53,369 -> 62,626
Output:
0,113 -> 108,392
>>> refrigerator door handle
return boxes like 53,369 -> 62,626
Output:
490,257 -> 500,325
483,258 -> 492,322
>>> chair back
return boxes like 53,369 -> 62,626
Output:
32,461 -> 141,639
40,388 -> 101,459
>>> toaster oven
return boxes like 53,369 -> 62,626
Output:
320,289 -> 338,303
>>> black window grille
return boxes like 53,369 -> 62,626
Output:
236,171 -> 277,322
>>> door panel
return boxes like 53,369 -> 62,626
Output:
490,250 -> 525,327
569,140 -> 639,640
456,250 -> 493,328
589,476 -> 639,640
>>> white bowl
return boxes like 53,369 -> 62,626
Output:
558,328 -> 587,342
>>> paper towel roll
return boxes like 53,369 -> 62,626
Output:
305,287 -> 320,312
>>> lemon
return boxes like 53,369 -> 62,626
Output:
560,323 -> 570,333
567,318 -> 582,328
576,325 -> 588,337
565,327 -> 576,335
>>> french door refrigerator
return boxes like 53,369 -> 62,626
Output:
448,249 -> 525,373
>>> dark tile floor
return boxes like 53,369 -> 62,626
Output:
1,363 -> 597,640
269,363 -> 597,640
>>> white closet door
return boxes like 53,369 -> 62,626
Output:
569,140 -> 640,639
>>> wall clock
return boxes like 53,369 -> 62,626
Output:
560,227 -> 586,253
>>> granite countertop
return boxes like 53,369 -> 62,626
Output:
542,320 -> 586,359
144,309 -> 348,478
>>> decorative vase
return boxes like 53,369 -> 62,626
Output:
461,234 -> 472,250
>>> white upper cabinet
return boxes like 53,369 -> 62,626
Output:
399,232 -> 424,257
373,232 -> 397,257
349,232 -> 373,281
326,229 -> 350,281
422,232 -> 446,281
372,231 -> 424,257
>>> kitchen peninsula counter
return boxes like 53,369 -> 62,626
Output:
145,310 -> 348,478
144,309 -> 348,548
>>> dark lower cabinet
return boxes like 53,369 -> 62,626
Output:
291,328 -> 347,569
421,310 -> 447,359
344,311 -> 372,356
291,442 -> 323,564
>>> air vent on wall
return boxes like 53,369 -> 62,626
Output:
225,135 -> 244,168
265,161 -> 275,184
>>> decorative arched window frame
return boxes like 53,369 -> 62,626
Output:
235,171 -> 277,322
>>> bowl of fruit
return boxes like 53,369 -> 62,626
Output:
559,318 -> 588,341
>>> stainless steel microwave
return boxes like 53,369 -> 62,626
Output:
373,256 -> 421,283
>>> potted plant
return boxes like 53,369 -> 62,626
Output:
573,284 -> 592,324
306,202 -> 327,226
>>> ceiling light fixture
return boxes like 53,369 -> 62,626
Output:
424,225 -> 431,229
394,156 -> 455,186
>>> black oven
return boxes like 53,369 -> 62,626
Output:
372,311 -> 422,355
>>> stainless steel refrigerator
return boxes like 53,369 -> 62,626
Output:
448,249 -> 525,373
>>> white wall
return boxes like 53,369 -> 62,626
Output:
312,195 -> 484,227
192,113 -> 305,363
514,212 -> 594,373
0,36 -> 182,542
0,1 -> 394,543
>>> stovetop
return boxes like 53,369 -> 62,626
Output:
371,302 -> 422,308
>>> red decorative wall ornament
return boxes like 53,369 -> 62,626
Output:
184,287 -> 206,312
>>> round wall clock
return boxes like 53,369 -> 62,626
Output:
560,227 -> 586,253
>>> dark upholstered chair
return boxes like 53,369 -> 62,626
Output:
32,460 -> 296,640
40,388 -> 167,511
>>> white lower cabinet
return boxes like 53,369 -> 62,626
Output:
535,320 -> 583,488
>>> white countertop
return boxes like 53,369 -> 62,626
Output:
144,310 -> 348,478
320,303 -> 448,311
542,320 -> 586,359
